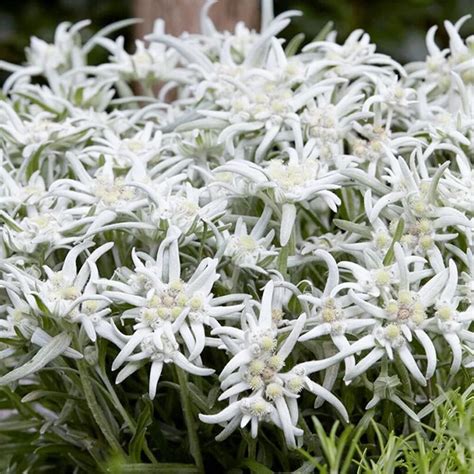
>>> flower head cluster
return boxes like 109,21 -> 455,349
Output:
201,281 -> 347,447
100,227 -> 243,398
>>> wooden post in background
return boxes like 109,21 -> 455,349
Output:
133,0 -> 260,39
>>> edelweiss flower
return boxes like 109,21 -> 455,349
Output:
343,244 -> 450,384
1,208 -> 77,254
430,260 -> 474,372
216,144 -> 341,245
96,20 -> 188,86
0,170 -> 47,209
439,154 -> 474,216
1,241 -> 115,343
84,123 -> 165,168
49,157 -> 163,238
303,28 -> 405,79
202,281 -> 347,447
0,104 -> 92,158
102,228 -> 242,398
148,183 -> 227,236
223,206 -> 277,272
298,250 -> 377,373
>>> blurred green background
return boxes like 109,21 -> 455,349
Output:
0,0 -> 473,68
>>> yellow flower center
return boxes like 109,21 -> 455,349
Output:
60,286 -> 80,300
287,376 -> 304,393
250,399 -> 270,417
265,383 -> 283,400
375,270 -> 391,286
239,235 -> 258,251
260,336 -> 277,352
249,359 -> 265,375
267,355 -> 284,371
385,324 -> 401,339
437,305 -> 454,321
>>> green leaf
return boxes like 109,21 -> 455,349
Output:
383,218 -> 405,266
118,464 -> 199,473
0,210 -> 23,231
240,458 -> 274,474
0,333 -> 71,385
15,92 -> 59,114
428,162 -> 449,204
0,420 -> 41,431
73,86 -> 84,105
21,389 -> 81,403
129,399 -> 153,463
187,383 -> 210,412
31,293 -> 52,316
285,33 -> 305,56
25,143 -> 48,180
341,169 -> 391,195
175,367 -> 204,473
77,360 -> 125,456
334,219 -> 372,238
312,21 -> 334,42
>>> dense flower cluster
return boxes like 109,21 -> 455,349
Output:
0,4 -> 472,449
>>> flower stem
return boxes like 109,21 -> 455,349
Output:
175,366 -> 205,473
394,355 -> 413,403
278,229 -> 296,276
97,368 -> 158,464
77,360 -> 125,457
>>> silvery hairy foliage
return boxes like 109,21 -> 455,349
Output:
0,0 -> 472,462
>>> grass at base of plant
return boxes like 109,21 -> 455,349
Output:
1,380 -> 472,473
296,384 -> 473,474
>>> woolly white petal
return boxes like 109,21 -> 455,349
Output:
298,322 -> 332,341
173,352 -> 214,376
280,203 -> 296,246
344,347 -> 385,383
344,318 -> 377,332
277,313 -> 306,360
215,415 -> 241,441
116,362 -> 143,384
218,382 -> 250,401
349,290 -> 386,319
251,417 -> 259,438
418,269 -> 449,307
414,329 -> 437,379
444,332 -> 462,374
391,395 -> 420,422
258,280 -> 274,329
112,330 -> 149,371
398,345 -> 427,386
188,322 -> 206,361
369,191 -> 405,223
199,401 -> 241,425
314,249 -> 339,296
298,334 -> 376,375
440,259 -> 458,302
304,378 -> 349,422
366,395 -> 381,410
220,349 -> 254,380
274,396 -> 297,449
148,361 -> 163,399
332,334 -> 355,375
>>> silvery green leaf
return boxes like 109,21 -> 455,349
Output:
0,333 -> 72,385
